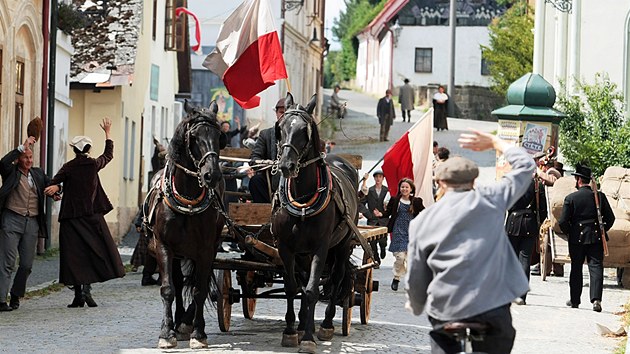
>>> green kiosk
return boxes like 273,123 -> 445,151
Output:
491,73 -> 566,179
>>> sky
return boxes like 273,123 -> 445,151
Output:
325,1 -> 346,51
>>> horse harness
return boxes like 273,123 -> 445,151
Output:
142,120 -> 222,230
271,110 -> 375,261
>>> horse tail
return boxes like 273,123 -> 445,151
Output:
330,240 -> 354,306
180,260 -> 217,310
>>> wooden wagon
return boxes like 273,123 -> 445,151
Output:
212,148 -> 388,335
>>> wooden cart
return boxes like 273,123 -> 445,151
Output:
213,148 -> 386,334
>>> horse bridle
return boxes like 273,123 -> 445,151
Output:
173,118 -> 221,188
275,109 -> 322,176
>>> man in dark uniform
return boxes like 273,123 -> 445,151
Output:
559,164 -> 615,312
358,170 -> 389,264
505,174 -> 546,305
249,98 -> 285,203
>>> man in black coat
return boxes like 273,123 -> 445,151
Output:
505,176 -> 546,305
358,170 -> 390,263
249,98 -> 285,203
559,165 -> 615,312
0,137 -> 56,311
376,89 -> 395,142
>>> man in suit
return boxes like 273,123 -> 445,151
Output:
559,164 -> 615,312
399,79 -> 414,123
358,170 -> 390,264
249,98 -> 285,203
376,89 -> 395,142
0,137 -> 57,311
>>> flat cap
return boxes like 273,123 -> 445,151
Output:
69,135 -> 93,153
434,156 -> 479,183
372,170 -> 384,177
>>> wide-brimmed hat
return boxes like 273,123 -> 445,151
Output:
532,151 -> 546,160
571,164 -> 592,179
69,135 -> 93,153
434,156 -> 479,183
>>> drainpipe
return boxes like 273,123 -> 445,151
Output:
40,0 -> 50,165
45,0 -> 59,250
388,28 -> 394,92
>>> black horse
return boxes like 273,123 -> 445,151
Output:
144,101 -> 227,349
272,93 -> 363,353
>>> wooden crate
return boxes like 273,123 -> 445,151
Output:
228,203 -> 272,225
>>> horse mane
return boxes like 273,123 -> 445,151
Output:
167,106 -> 218,163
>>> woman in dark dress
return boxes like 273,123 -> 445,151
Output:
44,118 -> 125,307
433,85 -> 449,131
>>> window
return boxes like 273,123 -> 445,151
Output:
14,60 -> 25,146
130,121 -> 136,180
481,57 -> 491,76
414,48 -> 432,73
161,107 -> 167,139
123,117 -> 129,179
164,0 -> 176,50
152,0 -> 158,40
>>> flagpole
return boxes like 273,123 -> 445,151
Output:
285,78 -> 292,94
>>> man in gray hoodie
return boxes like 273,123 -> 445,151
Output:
405,130 -> 534,354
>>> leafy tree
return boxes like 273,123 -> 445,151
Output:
556,74 -> 630,177
325,0 -> 386,84
481,3 -> 533,98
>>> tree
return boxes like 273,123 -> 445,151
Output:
556,74 -> 630,177
481,3 -> 533,98
325,0 -> 386,85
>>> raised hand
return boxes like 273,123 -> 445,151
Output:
23,136 -> 37,148
100,117 -> 112,139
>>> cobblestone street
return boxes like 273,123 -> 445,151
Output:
0,89 -> 627,353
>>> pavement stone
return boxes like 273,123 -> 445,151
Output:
1,89 -> 627,353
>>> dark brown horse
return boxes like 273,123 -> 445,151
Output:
144,101 -> 226,349
272,93 -> 361,353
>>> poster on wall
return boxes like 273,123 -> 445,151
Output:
496,120 -> 520,180
210,87 -> 234,122
522,122 -> 549,155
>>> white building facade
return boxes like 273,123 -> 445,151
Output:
356,0 -> 505,119
534,0 -> 630,113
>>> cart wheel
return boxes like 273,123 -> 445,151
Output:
241,271 -> 257,320
216,270 -> 232,332
342,297 -> 352,336
540,233 -> 548,282
360,268 -> 373,324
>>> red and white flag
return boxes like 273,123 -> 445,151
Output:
202,0 -> 287,109
381,109 -> 435,207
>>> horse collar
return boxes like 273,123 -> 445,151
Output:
278,163 -> 333,220
160,161 -> 213,215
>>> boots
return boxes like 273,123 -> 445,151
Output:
82,284 -> 98,307
67,285 -> 85,308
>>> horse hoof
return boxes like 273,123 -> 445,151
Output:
317,326 -> 334,341
157,337 -> 177,349
281,333 -> 299,347
297,330 -> 305,343
298,340 -> 317,354
176,324 -> 193,341
189,337 -> 208,349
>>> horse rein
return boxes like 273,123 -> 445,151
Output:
275,110 -> 323,176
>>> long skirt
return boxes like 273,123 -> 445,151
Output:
59,214 -> 125,286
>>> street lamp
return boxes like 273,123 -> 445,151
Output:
545,0 -> 572,13
390,20 -> 402,47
